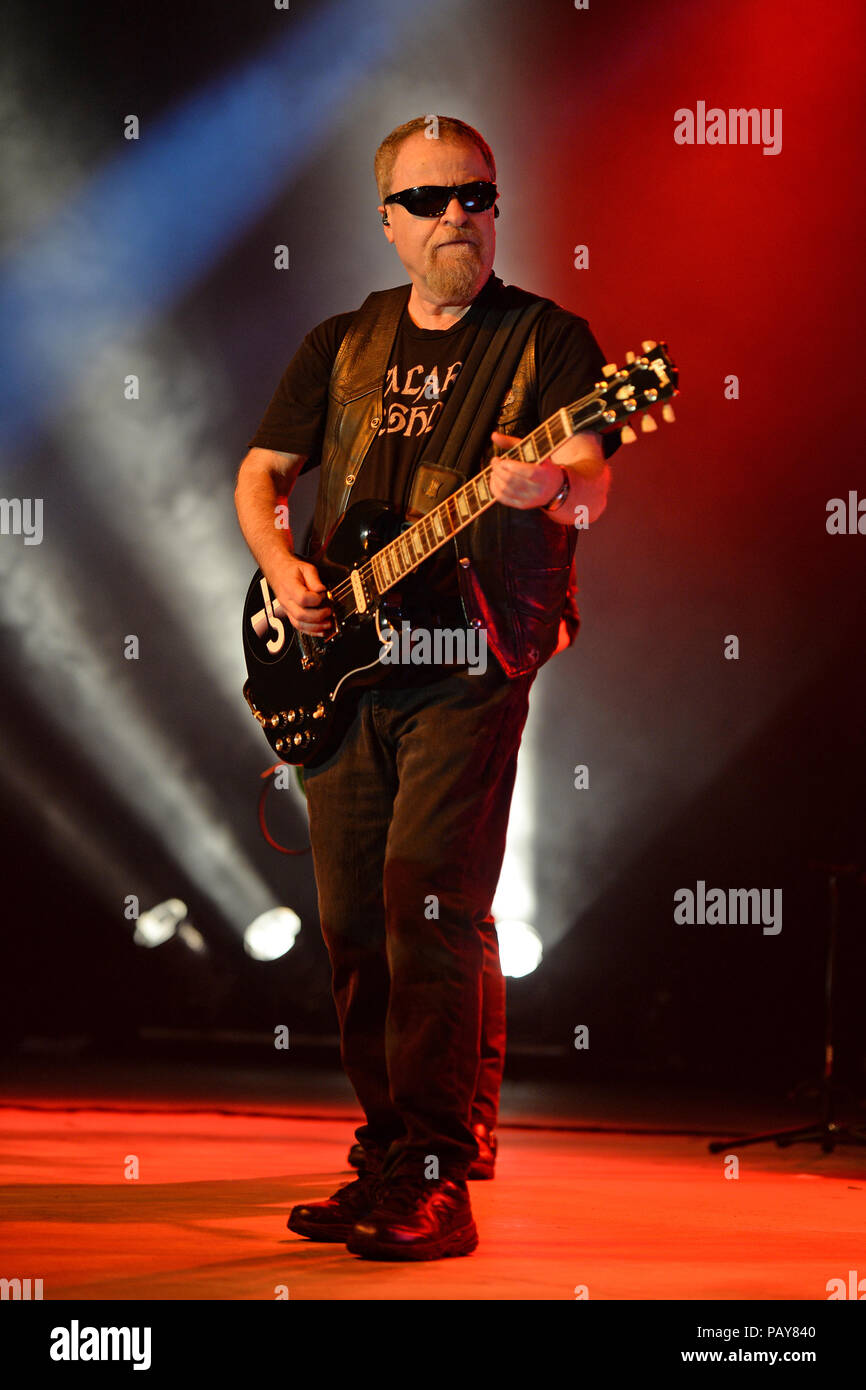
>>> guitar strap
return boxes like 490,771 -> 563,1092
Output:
403,292 -> 550,522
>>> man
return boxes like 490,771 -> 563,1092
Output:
234,115 -> 619,1261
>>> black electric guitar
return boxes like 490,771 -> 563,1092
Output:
242,341 -> 678,767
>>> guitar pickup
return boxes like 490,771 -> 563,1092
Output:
350,568 -> 368,613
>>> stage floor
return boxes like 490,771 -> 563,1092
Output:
2,1060 -> 864,1300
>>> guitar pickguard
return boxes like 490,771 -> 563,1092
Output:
241,501 -> 405,766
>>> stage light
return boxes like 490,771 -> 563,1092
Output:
0,0 -> 458,954
177,922 -> 207,954
243,907 -> 301,961
495,919 -> 543,979
134,898 -> 187,948
492,735 -> 538,939
0,553 -> 282,934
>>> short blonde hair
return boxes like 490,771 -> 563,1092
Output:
374,115 -> 496,202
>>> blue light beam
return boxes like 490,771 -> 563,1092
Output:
0,0 -> 429,454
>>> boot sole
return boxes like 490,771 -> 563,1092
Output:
287,1213 -> 369,1242
345,1220 -> 478,1261
466,1165 -> 495,1180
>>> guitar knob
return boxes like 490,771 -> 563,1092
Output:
293,731 -> 312,748
269,715 -> 281,729
286,709 -> 297,723
275,739 -> 284,752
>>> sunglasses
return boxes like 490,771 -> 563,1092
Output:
383,180 -> 500,218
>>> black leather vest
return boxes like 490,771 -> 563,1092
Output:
309,280 -> 579,677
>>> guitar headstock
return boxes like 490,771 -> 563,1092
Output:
577,340 -> 679,443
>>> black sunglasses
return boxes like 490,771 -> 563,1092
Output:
383,180 -> 500,218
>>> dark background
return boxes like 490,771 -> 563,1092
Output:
1,0 -> 864,1096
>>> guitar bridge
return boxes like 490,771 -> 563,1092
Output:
298,631 -> 320,670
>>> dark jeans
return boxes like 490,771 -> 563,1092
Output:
302,660 -> 534,1182
474,914 -> 506,1133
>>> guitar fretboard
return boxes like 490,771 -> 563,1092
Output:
329,402 -> 597,617
326,342 -> 675,616
370,407 -> 576,593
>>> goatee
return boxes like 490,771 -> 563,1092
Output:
424,242 -> 482,301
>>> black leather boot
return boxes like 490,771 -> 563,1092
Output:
287,1166 -> 384,1243
466,1122 -> 497,1179
346,1174 -> 478,1260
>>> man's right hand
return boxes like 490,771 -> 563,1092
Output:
270,556 -> 334,637
234,448 -> 334,634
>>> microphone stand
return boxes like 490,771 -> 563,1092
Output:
708,863 -> 866,1155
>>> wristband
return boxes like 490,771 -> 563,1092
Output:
541,466 -> 570,513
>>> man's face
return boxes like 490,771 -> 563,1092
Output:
378,132 -> 496,303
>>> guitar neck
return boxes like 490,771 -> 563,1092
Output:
363,393 -> 605,599
328,340 -> 677,615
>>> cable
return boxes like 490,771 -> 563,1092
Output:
257,763 -> 310,856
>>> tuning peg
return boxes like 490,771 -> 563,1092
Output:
620,424 -> 638,444
625,350 -> 635,363
662,403 -> 676,423
640,413 -> 658,432
601,363 -> 617,377
641,340 -> 657,352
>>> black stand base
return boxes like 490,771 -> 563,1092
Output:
708,1120 -> 866,1155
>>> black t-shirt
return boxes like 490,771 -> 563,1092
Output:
247,271 -> 619,639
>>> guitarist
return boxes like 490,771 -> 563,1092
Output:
234,115 -> 620,1261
